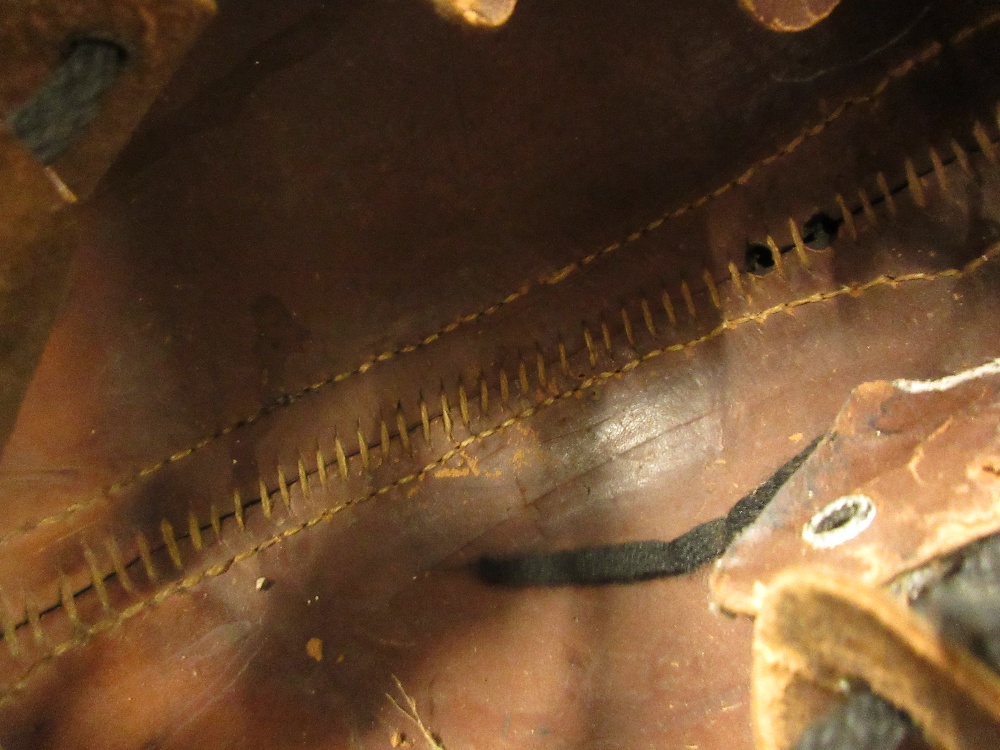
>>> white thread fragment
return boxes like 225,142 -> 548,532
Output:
893,357 -> 1000,394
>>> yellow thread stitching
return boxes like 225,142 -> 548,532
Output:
82,546 -> 110,612
3,245 -> 995,706
379,417 -> 391,463
297,458 -> 311,498
6,114 -> 998,672
357,424 -> 372,469
24,595 -> 43,645
5,10 -> 997,550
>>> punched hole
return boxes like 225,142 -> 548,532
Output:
802,212 -> 839,250
802,494 -> 876,549
745,242 -> 775,273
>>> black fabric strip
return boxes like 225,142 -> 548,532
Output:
918,533 -> 1000,674
477,435 -> 823,587
792,692 -> 912,750
6,39 -> 126,165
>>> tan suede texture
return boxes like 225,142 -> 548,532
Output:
753,570 -> 1000,750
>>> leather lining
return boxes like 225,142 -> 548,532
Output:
4,1 -> 1000,746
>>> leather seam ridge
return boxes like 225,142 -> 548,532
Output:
1,103 -> 997,644
3,6 -> 996,551
0,110 -> 998,681
3,229 -> 997,708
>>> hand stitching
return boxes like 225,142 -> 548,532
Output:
2,243 -> 995,706
5,8 -> 995,550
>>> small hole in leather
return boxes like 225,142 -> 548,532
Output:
803,212 -> 839,250
746,242 -> 775,273
814,503 -> 859,533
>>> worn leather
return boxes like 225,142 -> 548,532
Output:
0,133 -> 75,461
2,0 -> 1000,748
720,350 -> 1000,748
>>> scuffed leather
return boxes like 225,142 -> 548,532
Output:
714,355 -> 1000,615
752,570 -> 1000,750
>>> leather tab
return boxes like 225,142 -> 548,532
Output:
713,355 -> 1000,615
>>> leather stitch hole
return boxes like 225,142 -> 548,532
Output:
802,212 -> 840,250
745,242 -> 775,273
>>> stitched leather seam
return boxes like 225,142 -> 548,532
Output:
4,8 -> 995,549
0,98 -> 996,649
3,100 -> 997,658
2,240 -> 996,706
0,129 -> 976,656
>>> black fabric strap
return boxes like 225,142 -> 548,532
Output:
792,692 -> 912,750
478,435 -> 822,586
6,39 -> 126,165
918,533 -> 1000,673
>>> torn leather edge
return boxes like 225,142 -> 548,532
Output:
711,349 -> 1000,616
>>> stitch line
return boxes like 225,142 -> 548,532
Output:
11,94 -> 1000,645
2,243 -> 995,706
3,8 -> 996,550
0,117 -> 991,647
7,111 -> 998,647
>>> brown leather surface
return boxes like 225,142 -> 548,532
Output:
0,134 -> 74,460
2,1 -> 1000,748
